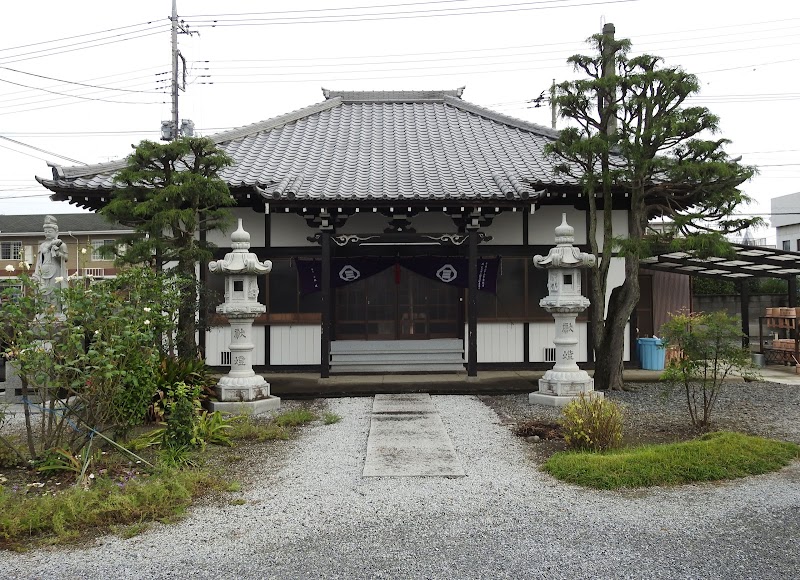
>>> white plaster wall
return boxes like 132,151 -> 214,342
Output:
270,325 -> 321,365
206,208 -> 265,247
206,326 -> 266,366
529,205 -> 586,244
594,209 -> 629,250
483,212 -> 523,245
472,322 -> 525,362
271,213 -> 316,247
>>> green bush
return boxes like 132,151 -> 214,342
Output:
559,394 -> 623,452
151,355 -> 216,422
661,310 -> 758,429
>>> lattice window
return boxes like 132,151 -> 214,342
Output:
91,239 -> 116,261
0,241 -> 21,260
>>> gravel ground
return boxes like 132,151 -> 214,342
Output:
1,384 -> 799,579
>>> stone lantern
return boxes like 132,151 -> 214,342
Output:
208,219 -> 280,414
529,213 -> 601,406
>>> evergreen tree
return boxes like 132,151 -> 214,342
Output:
101,137 -> 235,358
548,29 -> 759,390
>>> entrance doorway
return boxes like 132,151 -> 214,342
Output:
334,266 -> 461,340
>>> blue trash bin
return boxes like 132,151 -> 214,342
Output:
638,337 -> 666,370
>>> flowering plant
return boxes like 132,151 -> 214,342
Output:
0,267 -> 180,459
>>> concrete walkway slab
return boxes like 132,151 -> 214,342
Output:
363,393 -> 465,477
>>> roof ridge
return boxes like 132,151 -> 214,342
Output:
323,88 -> 465,102
211,97 -> 343,143
444,96 -> 560,139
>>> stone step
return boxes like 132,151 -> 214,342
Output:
331,363 -> 466,374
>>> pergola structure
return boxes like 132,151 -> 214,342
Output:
640,243 -> 800,345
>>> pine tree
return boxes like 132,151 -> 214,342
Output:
101,137 -> 235,358
548,30 -> 759,391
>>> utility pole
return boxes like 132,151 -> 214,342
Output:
550,79 -> 557,130
601,22 -> 617,136
162,0 -> 197,140
171,0 -> 179,140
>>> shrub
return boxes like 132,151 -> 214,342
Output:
661,310 -> 759,429
559,394 -> 623,452
0,267 -> 173,457
151,356 -> 216,422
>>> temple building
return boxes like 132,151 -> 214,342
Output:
39,88 -> 643,376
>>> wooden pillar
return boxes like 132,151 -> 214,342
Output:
740,280 -> 750,348
467,231 -> 478,377
320,232 -> 332,378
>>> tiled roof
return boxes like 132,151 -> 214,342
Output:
39,89 -> 578,203
0,213 -> 132,235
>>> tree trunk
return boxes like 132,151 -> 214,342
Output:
593,254 -> 641,390
176,260 -> 198,358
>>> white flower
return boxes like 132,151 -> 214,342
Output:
4,264 -> 14,272
81,248 -> 88,254
144,319 -> 151,326
143,307 -> 152,313
94,329 -> 100,335
54,276 -> 64,283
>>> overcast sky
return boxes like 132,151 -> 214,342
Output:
1,0 -> 798,241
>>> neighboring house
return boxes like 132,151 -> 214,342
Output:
771,191 -> 800,252
0,213 -> 134,290
36,88 -> 639,376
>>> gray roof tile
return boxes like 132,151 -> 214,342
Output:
39,89 -> 579,203
0,213 -> 131,234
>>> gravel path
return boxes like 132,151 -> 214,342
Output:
1,387 -> 799,579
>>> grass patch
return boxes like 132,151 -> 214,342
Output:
275,408 -> 318,428
0,468 -> 222,548
543,431 -> 800,490
228,417 -> 290,442
323,412 -> 342,425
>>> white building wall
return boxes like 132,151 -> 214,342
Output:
594,210 -> 629,250
271,213 -> 316,247
206,208 -> 265,247
776,224 -> 800,252
529,206 -> 586,244
270,325 -> 321,365
473,322 -> 525,362
483,212 -> 524,245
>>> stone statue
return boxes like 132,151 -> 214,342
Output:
32,215 -> 68,312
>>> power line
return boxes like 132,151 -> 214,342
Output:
0,28 -> 168,66
0,66 -> 163,94
0,19 -> 162,53
0,76 -> 165,105
0,136 -> 86,165
184,0 -> 640,28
